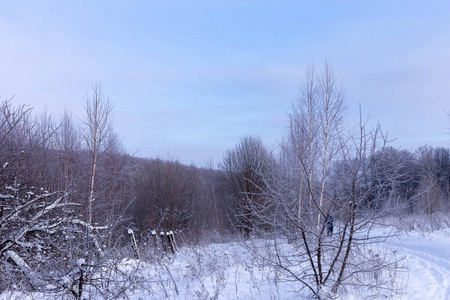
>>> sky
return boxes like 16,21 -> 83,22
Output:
1,1 -> 449,167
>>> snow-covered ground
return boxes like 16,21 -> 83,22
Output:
1,227 -> 450,299
387,228 -> 450,300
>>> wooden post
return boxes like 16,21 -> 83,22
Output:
166,231 -> 175,254
127,228 -> 140,259
160,231 -> 167,252
151,230 -> 158,248
169,231 -> 178,253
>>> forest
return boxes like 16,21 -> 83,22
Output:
1,64 -> 450,299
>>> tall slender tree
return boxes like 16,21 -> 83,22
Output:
82,82 -> 113,228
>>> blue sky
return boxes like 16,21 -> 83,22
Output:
1,1 -> 449,166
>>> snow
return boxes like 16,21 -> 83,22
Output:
1,227 -> 450,299
77,258 -> 86,267
5,250 -> 29,269
387,228 -> 450,299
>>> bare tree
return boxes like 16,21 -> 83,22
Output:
242,64 -> 406,299
82,82 -> 114,229
220,135 -> 275,238
286,61 -> 345,229
132,158 -> 200,239
0,99 -> 57,187
414,146 -> 445,215
0,97 -> 160,299
55,110 -> 82,192
0,99 -> 82,295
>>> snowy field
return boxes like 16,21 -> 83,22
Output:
1,227 -> 449,300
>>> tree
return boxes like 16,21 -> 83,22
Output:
0,96 -> 159,299
413,146 -> 450,215
55,109 -> 82,192
285,61 -> 345,229
244,63 -> 406,298
132,158 -> 200,237
220,135 -> 275,238
197,160 -> 228,233
82,82 -> 114,229
0,99 -> 80,294
361,147 -> 416,212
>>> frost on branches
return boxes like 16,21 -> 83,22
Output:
0,184 -> 124,298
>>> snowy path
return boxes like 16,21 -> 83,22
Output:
387,230 -> 450,300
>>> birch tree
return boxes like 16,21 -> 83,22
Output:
286,61 -> 345,229
244,64 -> 406,298
56,110 -> 81,192
82,83 -> 113,229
